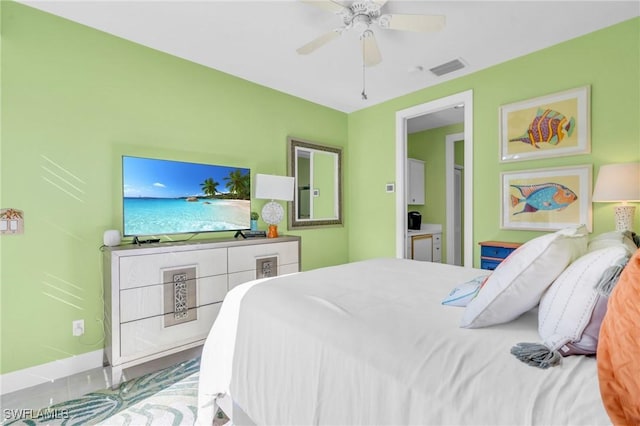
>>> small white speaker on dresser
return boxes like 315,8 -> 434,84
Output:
103,230 -> 121,247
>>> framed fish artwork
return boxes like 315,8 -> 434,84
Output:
501,165 -> 592,231
499,86 -> 590,162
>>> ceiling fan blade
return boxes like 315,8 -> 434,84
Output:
361,30 -> 382,67
300,0 -> 346,14
382,14 -> 445,32
297,30 -> 341,55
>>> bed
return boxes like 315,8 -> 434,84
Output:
195,226 -> 640,425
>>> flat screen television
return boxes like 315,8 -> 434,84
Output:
122,156 -> 251,237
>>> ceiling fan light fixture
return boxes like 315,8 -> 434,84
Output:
352,13 -> 372,32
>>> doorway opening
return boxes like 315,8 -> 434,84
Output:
394,90 -> 473,266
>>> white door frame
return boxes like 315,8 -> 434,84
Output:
395,90 -> 474,266
446,132 -> 464,265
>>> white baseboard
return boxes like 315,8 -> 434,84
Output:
0,350 -> 104,395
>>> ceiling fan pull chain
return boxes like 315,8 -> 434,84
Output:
361,36 -> 368,100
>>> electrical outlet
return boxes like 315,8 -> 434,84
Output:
72,319 -> 84,336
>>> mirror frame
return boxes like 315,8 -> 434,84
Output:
287,137 -> 343,229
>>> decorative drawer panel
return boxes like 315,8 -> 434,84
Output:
119,274 -> 228,323
480,246 -> 516,260
228,262 -> 300,291
119,248 -> 227,290
228,242 -> 298,273
120,303 -> 221,359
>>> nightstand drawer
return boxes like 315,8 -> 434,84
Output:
480,259 -> 502,270
480,245 -> 516,260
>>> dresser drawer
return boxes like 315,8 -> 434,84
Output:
480,245 -> 517,260
119,248 -> 227,290
119,274 -> 228,323
228,262 -> 300,291
228,241 -> 299,273
120,302 -> 221,359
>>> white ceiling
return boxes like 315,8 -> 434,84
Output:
407,106 -> 464,134
20,0 -> 640,115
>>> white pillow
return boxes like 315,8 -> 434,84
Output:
441,275 -> 489,307
538,245 -> 629,355
588,231 -> 637,255
461,225 -> 588,328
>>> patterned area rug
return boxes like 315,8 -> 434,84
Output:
5,357 -> 225,425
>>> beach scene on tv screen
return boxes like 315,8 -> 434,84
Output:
123,156 -> 251,236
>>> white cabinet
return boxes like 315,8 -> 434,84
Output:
407,158 -> 425,205
407,233 -> 441,262
406,224 -> 442,263
103,236 -> 300,387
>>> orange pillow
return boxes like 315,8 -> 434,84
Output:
597,247 -> 640,425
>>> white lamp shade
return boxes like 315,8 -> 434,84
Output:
592,162 -> 640,202
255,174 -> 295,201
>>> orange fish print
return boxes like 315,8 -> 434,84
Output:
510,108 -> 575,149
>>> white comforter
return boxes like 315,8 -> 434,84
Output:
197,258 -> 608,425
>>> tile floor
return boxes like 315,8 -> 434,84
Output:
0,346 -> 202,413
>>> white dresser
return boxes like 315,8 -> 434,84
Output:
103,236 -> 300,387
406,224 -> 442,263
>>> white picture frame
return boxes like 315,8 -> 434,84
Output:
501,165 -> 592,231
499,86 -> 591,162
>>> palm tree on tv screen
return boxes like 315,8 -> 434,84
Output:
225,170 -> 250,199
200,178 -> 220,198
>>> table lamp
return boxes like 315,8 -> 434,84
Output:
592,162 -> 640,231
255,173 -> 295,238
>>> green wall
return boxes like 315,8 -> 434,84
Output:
0,2 -> 348,374
348,17 -> 640,263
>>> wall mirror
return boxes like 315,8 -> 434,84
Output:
288,137 -> 342,228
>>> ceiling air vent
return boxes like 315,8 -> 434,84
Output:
429,58 -> 466,77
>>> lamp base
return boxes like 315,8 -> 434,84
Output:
267,224 -> 278,238
614,205 -> 636,232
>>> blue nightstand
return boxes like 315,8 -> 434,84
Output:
479,241 -> 522,270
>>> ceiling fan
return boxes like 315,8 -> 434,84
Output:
297,0 -> 446,67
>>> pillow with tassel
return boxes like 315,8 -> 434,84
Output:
511,245 -> 629,368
